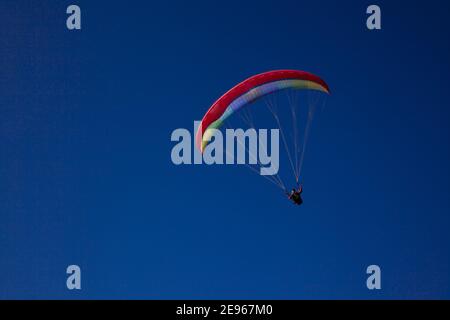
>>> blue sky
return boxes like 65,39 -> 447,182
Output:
1,0 -> 450,299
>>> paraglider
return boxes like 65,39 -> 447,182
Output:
288,184 -> 303,206
196,69 -> 330,204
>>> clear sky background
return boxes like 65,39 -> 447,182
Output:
1,0 -> 449,299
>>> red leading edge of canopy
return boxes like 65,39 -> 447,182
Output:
196,70 -> 330,151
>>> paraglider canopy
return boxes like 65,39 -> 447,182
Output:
196,70 -> 330,152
